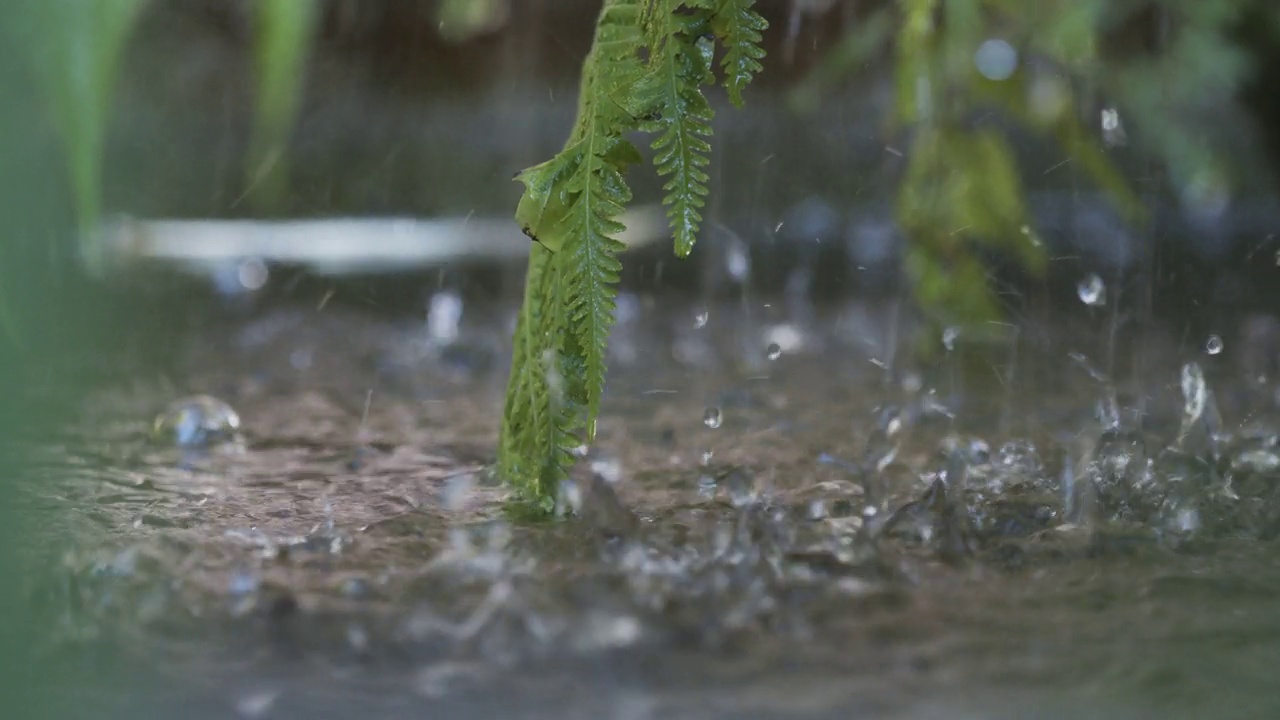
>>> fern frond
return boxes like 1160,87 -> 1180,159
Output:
645,10 -> 715,257
711,0 -> 767,107
562,146 -> 630,434
499,0 -> 767,508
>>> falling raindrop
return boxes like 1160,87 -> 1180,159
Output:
766,343 -> 782,361
441,473 -> 475,512
1178,362 -> 1208,445
697,474 -> 717,499
428,290 -> 464,345
942,326 -> 960,352
237,258 -> 269,291
556,479 -> 583,516
235,689 -> 280,719
726,242 -> 750,282
806,499 -> 828,520
1077,273 -> 1106,307
700,449 -> 714,466
725,469 -> 756,508
703,407 -> 723,429
694,310 -> 709,329
1205,334 -> 1224,355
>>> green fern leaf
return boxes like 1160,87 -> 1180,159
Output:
711,0 -> 767,107
499,0 -> 766,508
646,11 -> 715,257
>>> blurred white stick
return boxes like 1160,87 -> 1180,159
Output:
98,204 -> 667,275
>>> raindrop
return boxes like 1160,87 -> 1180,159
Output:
1077,273 -> 1106,307
726,242 -> 750,282
1205,334 -> 1223,355
697,474 -> 717,499
228,570 -> 259,597
441,473 -> 475,512
235,689 -> 280,719
766,343 -> 782,361
942,326 -> 960,352
725,469 -> 756,508
557,479 -> 583,516
428,291 -> 464,345
289,347 -> 313,371
703,407 -> 723,429
700,449 -> 714,466
237,258 -> 269,291
1178,362 -> 1208,445
694,310 -> 709,329
590,457 -> 623,484
974,38 -> 1018,81
153,395 -> 241,448
806,499 -> 828,520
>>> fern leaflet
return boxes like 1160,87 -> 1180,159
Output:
644,7 -> 715,257
712,0 -> 767,108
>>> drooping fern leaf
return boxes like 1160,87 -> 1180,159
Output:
711,0 -> 768,108
498,0 -> 765,508
644,6 -> 715,257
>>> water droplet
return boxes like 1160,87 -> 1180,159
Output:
703,407 -> 722,429
726,242 -> 750,282
237,258 -> 269,291
441,473 -> 475,512
235,689 -> 280,719
557,479 -> 583,516
590,457 -> 623,485
694,310 -> 709,329
153,395 -> 241,448
696,474 -> 717,499
942,326 -> 960,352
228,570 -> 259,597
428,291 -> 464,345
289,347 -> 313,371
1205,334 -> 1223,355
1077,273 -> 1106,307
766,343 -> 782,361
700,449 -> 714,466
725,469 -> 756,508
974,38 -> 1018,81
1178,362 -> 1208,445
806,499 -> 828,520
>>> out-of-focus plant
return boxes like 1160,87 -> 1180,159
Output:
792,0 -> 1261,336
436,0 -> 511,43
246,0 -> 320,212
5,0 -> 151,275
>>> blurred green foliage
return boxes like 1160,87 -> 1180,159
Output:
794,0 -> 1267,342
247,0 -> 320,212
4,0 -> 150,275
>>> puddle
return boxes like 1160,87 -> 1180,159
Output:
11,297 -> 1280,719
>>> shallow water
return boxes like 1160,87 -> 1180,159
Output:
13,294 -> 1280,719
